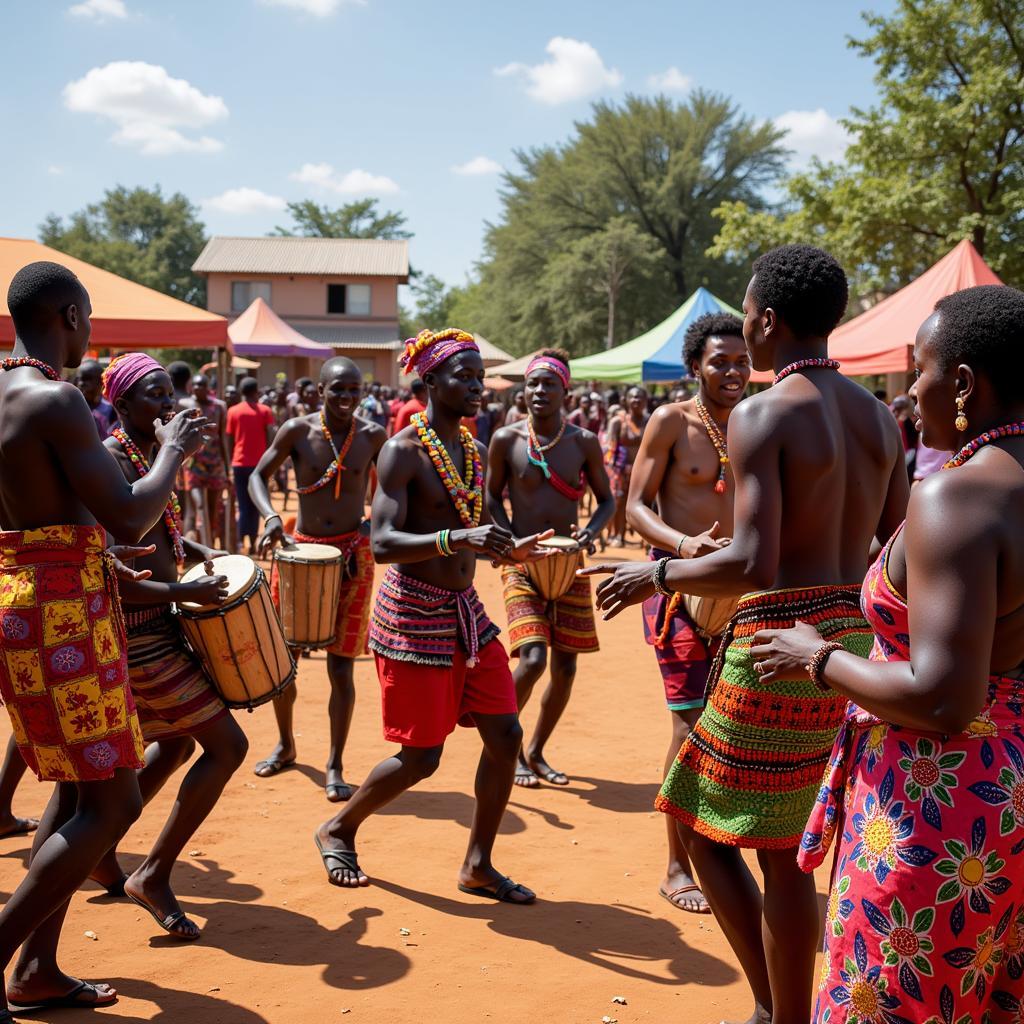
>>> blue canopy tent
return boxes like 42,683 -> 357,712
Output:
568,287 -> 741,382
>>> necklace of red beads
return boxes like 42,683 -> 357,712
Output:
772,358 -> 841,386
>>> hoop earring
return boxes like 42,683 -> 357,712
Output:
955,395 -> 968,432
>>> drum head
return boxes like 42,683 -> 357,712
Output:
179,554 -> 258,609
538,537 -> 580,553
275,542 -> 343,563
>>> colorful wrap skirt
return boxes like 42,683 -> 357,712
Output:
0,525 -> 145,781
656,585 -> 872,849
500,561 -> 599,656
802,677 -> 1024,1024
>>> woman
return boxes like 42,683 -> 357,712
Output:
751,285 -> 1024,1024
604,386 -> 649,546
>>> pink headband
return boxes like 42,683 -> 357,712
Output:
399,328 -> 479,376
102,353 -> 164,408
525,355 -> 570,389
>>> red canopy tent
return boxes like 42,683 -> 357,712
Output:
0,237 -> 228,348
829,240 -> 1002,376
227,297 -> 334,360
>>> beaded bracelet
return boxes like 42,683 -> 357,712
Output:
652,556 -> 673,596
435,529 -> 455,557
676,534 -> 689,558
806,641 -> 843,691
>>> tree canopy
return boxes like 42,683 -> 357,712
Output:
711,0 -> 1024,294
40,185 -> 208,306
273,198 -> 412,240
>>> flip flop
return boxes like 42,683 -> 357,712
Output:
325,782 -> 353,803
514,766 -> 539,788
0,817 -> 38,838
314,832 -> 365,887
124,889 -> 201,940
457,876 -> 535,905
8,980 -> 117,1012
534,768 -> 569,786
659,883 -> 711,914
253,757 -> 295,778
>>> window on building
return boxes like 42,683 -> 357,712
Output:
231,280 -> 271,312
326,283 -> 372,316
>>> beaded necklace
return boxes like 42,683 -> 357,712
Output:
411,411 -> 482,527
112,427 -> 185,567
943,423 -> 1024,469
295,411 -> 356,500
526,415 -> 566,479
772,358 -> 841,386
695,394 -> 729,494
1,357 -> 60,381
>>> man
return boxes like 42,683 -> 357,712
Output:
584,245 -> 909,1024
167,361 -> 193,411
624,312 -> 751,915
226,377 -> 275,555
74,359 -> 117,438
314,328 -> 548,902
360,382 -> 388,430
250,358 -> 386,800
0,262 -> 207,1016
604,386 -> 649,546
91,354 -> 247,941
287,377 -> 318,419
183,374 -> 230,549
505,387 -> 527,425
393,378 -> 427,434
487,349 -> 614,787
567,391 -> 600,434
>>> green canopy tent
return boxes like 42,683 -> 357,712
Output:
569,287 -> 741,382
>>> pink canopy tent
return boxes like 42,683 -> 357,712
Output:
830,240 -> 1002,376
228,297 -> 334,359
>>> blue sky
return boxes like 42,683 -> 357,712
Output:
1,0 -> 894,295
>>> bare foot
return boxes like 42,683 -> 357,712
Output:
7,971 -> 117,1011
0,814 -> 38,839
315,822 -> 368,887
124,871 -> 201,940
659,868 -> 710,914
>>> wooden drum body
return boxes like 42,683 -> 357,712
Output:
682,593 -> 739,642
177,555 -> 296,711
524,537 -> 582,602
273,543 -> 344,650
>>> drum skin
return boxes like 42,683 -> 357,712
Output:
177,555 -> 295,710
524,537 -> 582,602
273,543 -> 344,649
682,593 -> 739,641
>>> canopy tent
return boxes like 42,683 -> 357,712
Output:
568,287 -> 742,383
830,240 -> 1002,376
487,349 -> 544,381
474,334 -> 513,368
0,237 -> 228,349
228,297 -> 335,359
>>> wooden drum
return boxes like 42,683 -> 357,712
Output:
177,555 -> 296,711
524,537 -> 582,602
273,543 -> 344,650
682,593 -> 739,642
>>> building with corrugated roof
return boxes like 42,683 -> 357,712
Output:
192,236 -> 409,386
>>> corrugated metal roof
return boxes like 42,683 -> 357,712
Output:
290,322 -> 403,350
192,237 -> 409,279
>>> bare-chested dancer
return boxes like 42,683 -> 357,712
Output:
584,246 -> 909,1024
251,358 -> 386,800
487,348 -> 614,788
625,312 -> 751,914
604,386 -> 649,546
314,329 -> 548,901
0,262 -> 206,1018
183,374 -> 230,549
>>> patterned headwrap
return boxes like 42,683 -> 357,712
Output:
525,354 -> 570,389
399,328 -> 479,376
102,352 -> 164,408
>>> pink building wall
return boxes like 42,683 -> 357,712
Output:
206,273 -> 400,322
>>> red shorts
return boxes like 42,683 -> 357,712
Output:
375,638 -> 517,748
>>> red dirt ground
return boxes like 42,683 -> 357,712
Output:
0,546 -> 831,1024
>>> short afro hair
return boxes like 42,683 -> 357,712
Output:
682,312 -> 745,372
6,261 -> 86,333
166,361 -> 193,388
750,244 -> 848,339
539,347 -> 571,364
932,285 -> 1024,403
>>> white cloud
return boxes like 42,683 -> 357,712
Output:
646,66 -> 692,93
773,108 -> 851,166
202,187 -> 287,214
495,37 -> 622,105
69,0 -> 127,19
290,162 -> 399,195
63,61 -> 227,156
451,156 -> 502,176
47,165 -> 65,176
258,0 -> 361,15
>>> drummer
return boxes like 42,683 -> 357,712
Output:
486,349 -> 614,787
95,353 -> 249,940
251,357 -> 386,800
624,312 -> 750,914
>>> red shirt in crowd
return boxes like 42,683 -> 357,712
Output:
393,398 -> 427,434
226,400 -> 275,467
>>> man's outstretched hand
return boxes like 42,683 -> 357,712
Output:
577,559 -> 660,619
106,544 -> 156,583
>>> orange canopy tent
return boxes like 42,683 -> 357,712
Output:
0,237 -> 228,349
227,297 -> 335,360
829,240 -> 1002,376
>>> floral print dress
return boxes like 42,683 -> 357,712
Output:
801,526 -> 1024,1024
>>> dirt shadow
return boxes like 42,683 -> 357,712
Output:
375,878 -> 739,988
560,775 -> 662,814
376,789 -> 527,835
83,855 -> 262,905
97,976 -> 270,1023
191,902 -> 410,991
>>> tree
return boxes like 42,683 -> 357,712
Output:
711,0 -> 1024,294
40,185 -> 208,305
398,274 -> 457,338
273,198 -> 412,239
464,92 -> 788,356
